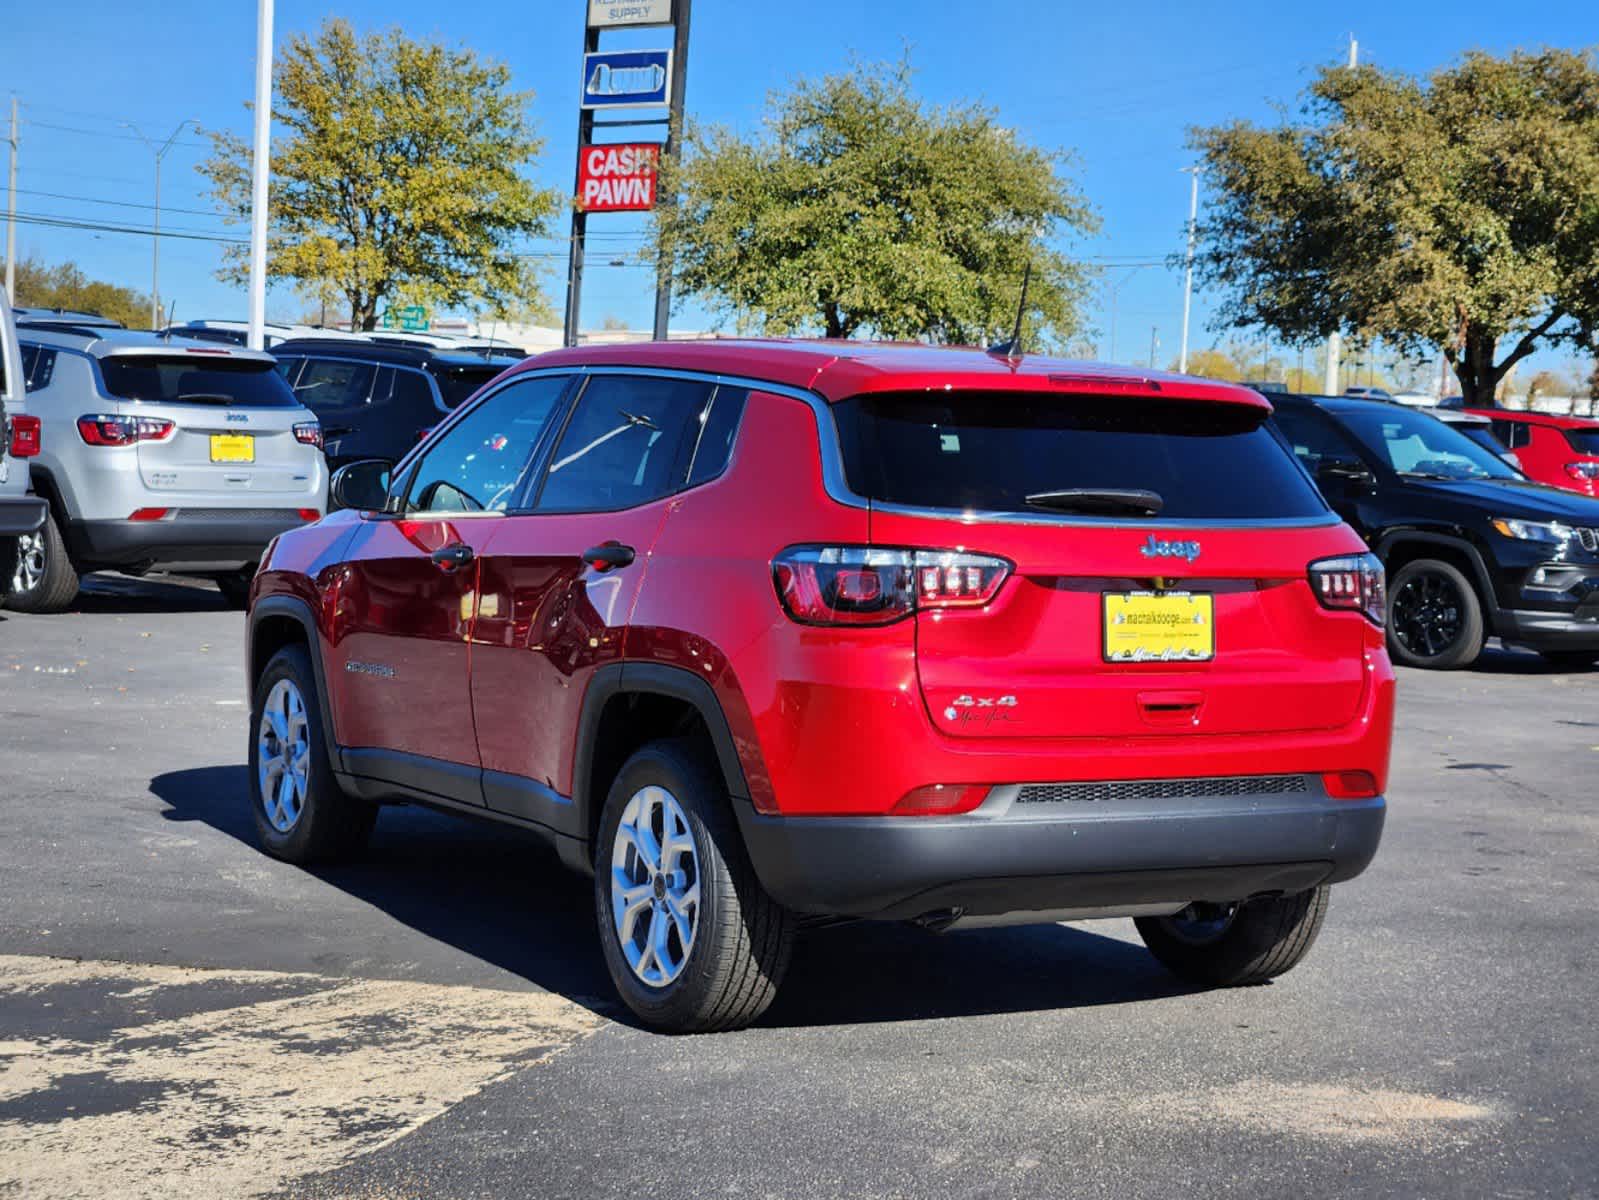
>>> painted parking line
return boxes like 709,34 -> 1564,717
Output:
0,955 -> 604,1199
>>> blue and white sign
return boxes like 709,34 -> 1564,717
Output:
580,49 -> 672,110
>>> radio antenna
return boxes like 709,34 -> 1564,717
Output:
987,261 -> 1032,361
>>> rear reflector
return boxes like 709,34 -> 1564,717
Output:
297,508 -> 321,522
773,546 -> 1011,626
1322,770 -> 1379,800
891,784 -> 990,816
128,508 -> 170,521
7,414 -> 41,458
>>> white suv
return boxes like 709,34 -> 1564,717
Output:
9,321 -> 327,611
1,297 -> 48,597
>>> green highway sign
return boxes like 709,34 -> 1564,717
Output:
382,305 -> 429,331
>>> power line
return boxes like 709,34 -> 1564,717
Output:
13,186 -> 222,220
22,119 -> 209,150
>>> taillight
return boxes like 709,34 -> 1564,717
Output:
292,421 -> 323,449
416,427 -> 434,443
7,414 -> 41,458
1308,552 -> 1386,627
772,546 -> 1011,626
1564,462 -> 1599,481
1322,770 -> 1379,800
891,784 -> 991,816
77,414 -> 175,446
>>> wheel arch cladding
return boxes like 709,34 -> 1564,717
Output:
574,663 -> 751,862
1376,532 -> 1499,631
248,595 -> 342,769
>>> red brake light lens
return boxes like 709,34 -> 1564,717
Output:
292,421 -> 323,449
1308,552 -> 1386,627
7,414 -> 41,458
1564,462 -> 1599,481
1322,770 -> 1379,800
891,784 -> 991,816
77,414 -> 175,446
772,547 -> 1011,626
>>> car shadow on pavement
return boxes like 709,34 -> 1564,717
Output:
151,765 -> 1200,1029
1467,642 -> 1598,675
68,575 -> 230,615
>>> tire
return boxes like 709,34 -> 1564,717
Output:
1537,650 -> 1599,670
594,739 -> 795,1033
248,644 -> 376,863
214,565 -> 257,610
1385,558 -> 1484,669
1135,886 -> 1330,987
4,509 -> 79,613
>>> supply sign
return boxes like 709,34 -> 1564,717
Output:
588,0 -> 672,27
577,143 -> 661,212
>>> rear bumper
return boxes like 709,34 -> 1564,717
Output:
66,512 -> 312,570
735,781 -> 1385,920
0,496 -> 47,537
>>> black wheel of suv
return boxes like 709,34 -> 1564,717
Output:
594,739 -> 795,1033
1135,887 -> 1330,987
249,645 -> 376,863
213,565 -> 256,610
1386,558 -> 1484,669
4,510 -> 79,614
1537,650 -> 1599,670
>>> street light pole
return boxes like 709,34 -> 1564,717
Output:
1178,166 -> 1201,373
247,0 -> 274,351
123,119 -> 199,329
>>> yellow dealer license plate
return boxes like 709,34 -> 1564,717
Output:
1103,591 -> 1215,663
209,433 -> 255,463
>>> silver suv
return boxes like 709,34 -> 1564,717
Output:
9,322 -> 327,611
1,297 -> 48,597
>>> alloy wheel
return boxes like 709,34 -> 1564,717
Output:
13,531 -> 44,594
256,678 -> 311,833
1390,569 -> 1464,660
610,785 -> 701,987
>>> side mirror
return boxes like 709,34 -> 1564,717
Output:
1316,458 -> 1376,491
328,460 -> 392,512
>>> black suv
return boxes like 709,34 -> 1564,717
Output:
270,339 -> 519,469
1271,393 -> 1599,669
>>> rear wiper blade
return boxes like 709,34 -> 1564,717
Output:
1025,488 -> 1164,516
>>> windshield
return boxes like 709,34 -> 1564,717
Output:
1563,428 -> 1599,456
100,354 -> 299,407
1335,406 -> 1519,481
833,392 -> 1328,520
433,364 -> 506,410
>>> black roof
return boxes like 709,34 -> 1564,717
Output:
270,337 -> 520,369
1266,391 -> 1404,414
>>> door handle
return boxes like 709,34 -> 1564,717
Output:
431,543 -> 474,572
583,542 -> 636,572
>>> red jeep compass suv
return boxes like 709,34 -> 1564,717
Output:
246,341 -> 1393,1032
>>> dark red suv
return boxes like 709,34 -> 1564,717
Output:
246,341 -> 1393,1032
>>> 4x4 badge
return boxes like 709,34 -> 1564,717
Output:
1140,534 -> 1201,563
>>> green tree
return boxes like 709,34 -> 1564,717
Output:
1190,49 -> 1599,408
650,60 -> 1097,344
200,18 -> 559,331
12,256 -> 152,329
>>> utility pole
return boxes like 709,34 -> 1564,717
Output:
652,0 -> 692,340
247,0 -> 274,351
1178,166 -> 1201,373
1104,266 -> 1144,363
1323,33 -> 1357,396
124,119 -> 199,329
1149,326 -> 1159,369
5,97 -> 17,306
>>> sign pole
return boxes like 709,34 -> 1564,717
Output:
651,0 -> 691,341
562,23 -> 600,349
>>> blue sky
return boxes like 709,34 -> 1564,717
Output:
3,0 -> 1596,375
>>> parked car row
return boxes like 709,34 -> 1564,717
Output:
1,311 -> 522,612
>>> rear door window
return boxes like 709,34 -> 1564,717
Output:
99,354 -> 299,407
834,392 -> 1328,521
290,358 -> 376,412
534,375 -> 714,512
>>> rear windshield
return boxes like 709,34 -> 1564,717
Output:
100,354 -> 299,407
832,392 -> 1328,521
432,364 -> 506,410
1563,428 -> 1599,456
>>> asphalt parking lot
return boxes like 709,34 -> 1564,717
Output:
2,574 -> 1597,1199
